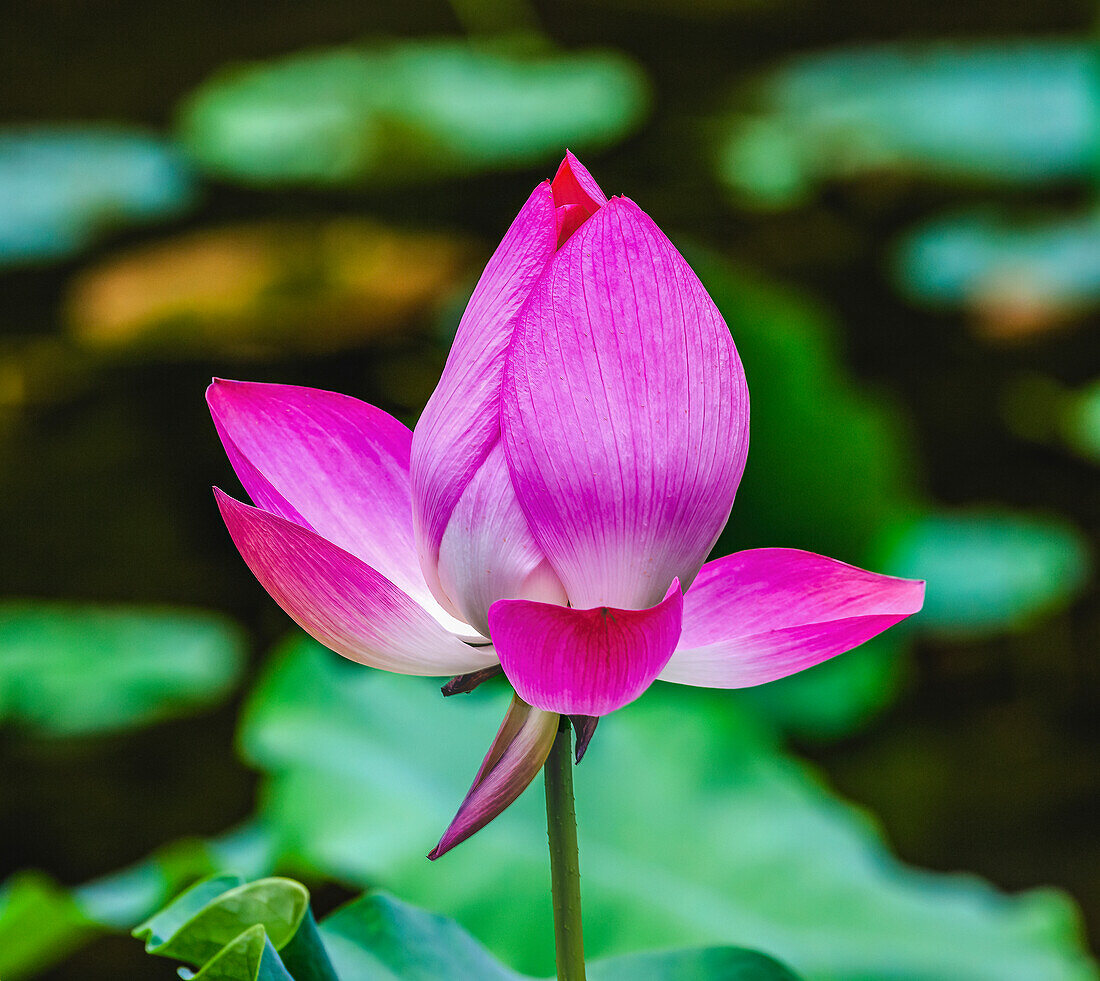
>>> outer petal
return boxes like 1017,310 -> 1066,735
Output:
660,548 -> 925,688
215,489 -> 497,676
429,695 -> 559,860
502,197 -> 750,610
437,442 -> 568,635
207,379 -> 467,635
488,581 -> 684,716
410,182 -> 559,593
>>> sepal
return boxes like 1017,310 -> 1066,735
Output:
429,694 -> 558,859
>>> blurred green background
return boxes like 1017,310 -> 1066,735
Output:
2,0 -> 1099,978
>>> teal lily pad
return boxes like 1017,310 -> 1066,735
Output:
719,41 -> 1100,207
894,208 -> 1100,337
878,510 -> 1091,637
0,127 -> 196,266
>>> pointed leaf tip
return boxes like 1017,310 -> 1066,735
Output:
440,664 -> 502,696
429,695 -> 558,860
570,715 -> 599,762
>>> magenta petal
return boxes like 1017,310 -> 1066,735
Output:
215,489 -> 496,676
207,379 -> 466,633
660,548 -> 925,688
502,198 -> 750,610
488,581 -> 684,716
429,695 -> 559,860
410,182 -> 559,593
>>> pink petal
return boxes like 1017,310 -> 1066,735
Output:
488,581 -> 684,716
215,489 -> 497,676
501,197 -> 750,610
660,548 -> 925,688
429,695 -> 559,860
436,442 -> 567,635
410,182 -> 559,600
207,380 -> 466,634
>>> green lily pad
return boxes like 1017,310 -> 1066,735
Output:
190,925 -> 294,981
320,891 -> 799,980
0,872 -> 97,981
137,878 -> 798,981
242,637 -> 1095,980
134,874 -> 247,954
135,873 -> 338,981
719,41 -> 1100,207
1063,379 -> 1100,463
0,825 -> 280,981
178,39 -> 648,186
879,510 -> 1090,637
0,602 -> 245,736
135,877 -> 309,966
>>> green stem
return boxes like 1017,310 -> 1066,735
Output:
544,719 -> 586,981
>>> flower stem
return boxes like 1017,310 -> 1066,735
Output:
544,718 -> 586,981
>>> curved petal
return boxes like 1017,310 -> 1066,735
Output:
437,442 -> 568,635
429,695 -> 559,860
215,489 -> 497,676
488,581 -> 684,716
410,182 -> 559,596
660,548 -> 925,688
502,197 -> 750,610
207,379 -> 470,635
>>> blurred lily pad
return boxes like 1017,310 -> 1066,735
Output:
65,219 -> 475,357
0,127 -> 196,266
323,891 -> 799,981
1064,379 -> 1100,462
719,41 -> 1100,208
894,209 -> 1100,339
0,602 -> 245,735
178,39 -> 648,186
138,876 -> 798,981
242,636 -> 1095,980
879,510 -> 1091,637
0,873 -> 96,981
0,825 -> 279,980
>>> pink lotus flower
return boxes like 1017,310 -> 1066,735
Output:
209,153 -> 924,859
